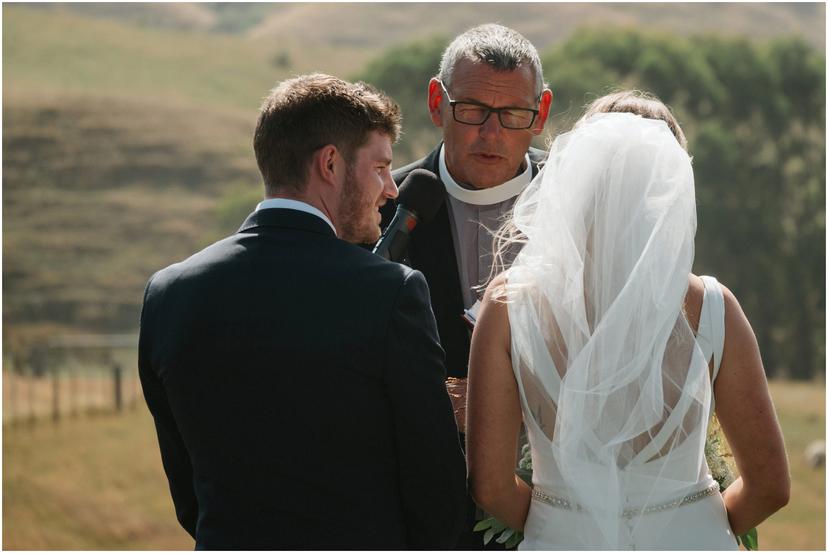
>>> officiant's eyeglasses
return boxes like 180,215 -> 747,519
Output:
438,80 -> 539,130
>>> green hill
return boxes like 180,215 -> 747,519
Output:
2,3 -> 825,357
3,5 -> 287,111
3,88 -> 261,350
2,5 -> 278,350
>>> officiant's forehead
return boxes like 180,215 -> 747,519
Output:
449,60 -> 538,107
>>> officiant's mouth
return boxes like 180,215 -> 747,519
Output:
471,152 -> 506,164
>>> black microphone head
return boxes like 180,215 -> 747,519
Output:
397,168 -> 444,224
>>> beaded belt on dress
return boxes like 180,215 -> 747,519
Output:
531,482 -> 719,519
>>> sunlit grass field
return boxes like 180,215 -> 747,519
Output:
763,380 -> 825,550
2,379 -> 823,550
3,406 -> 193,550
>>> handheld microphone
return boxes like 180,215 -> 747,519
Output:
373,169 -> 444,261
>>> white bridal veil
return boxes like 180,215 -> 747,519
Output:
506,113 -> 712,548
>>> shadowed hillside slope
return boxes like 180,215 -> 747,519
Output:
3,90 -> 261,350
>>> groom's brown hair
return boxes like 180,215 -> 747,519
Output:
254,73 -> 401,195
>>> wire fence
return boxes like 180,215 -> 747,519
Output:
3,334 -> 142,426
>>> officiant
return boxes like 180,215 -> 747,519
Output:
375,23 -> 553,548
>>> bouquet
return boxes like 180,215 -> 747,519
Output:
474,416 -> 758,549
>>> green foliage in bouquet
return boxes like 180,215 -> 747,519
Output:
707,415 -> 759,550
475,418 -> 758,549
473,517 -> 523,550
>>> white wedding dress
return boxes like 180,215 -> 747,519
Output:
512,276 -> 738,550
502,113 -> 740,550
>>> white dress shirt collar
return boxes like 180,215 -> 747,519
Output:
438,144 -> 532,206
256,198 -> 337,235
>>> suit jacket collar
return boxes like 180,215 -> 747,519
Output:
238,208 -> 337,238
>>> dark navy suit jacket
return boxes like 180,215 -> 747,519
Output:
139,208 -> 467,550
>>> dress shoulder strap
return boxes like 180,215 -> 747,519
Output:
698,275 -> 725,383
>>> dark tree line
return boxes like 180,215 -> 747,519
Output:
359,28 -> 825,379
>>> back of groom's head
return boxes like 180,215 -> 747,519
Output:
254,73 -> 401,196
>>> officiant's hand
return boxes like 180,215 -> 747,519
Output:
446,377 -> 467,434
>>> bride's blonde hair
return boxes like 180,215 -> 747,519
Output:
486,90 -> 688,301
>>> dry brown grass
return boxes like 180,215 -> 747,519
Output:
3,407 -> 194,550
758,380 -> 825,550
2,379 -> 823,550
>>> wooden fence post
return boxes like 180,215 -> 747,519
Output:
131,368 -> 140,410
69,368 -> 78,417
51,365 -> 60,423
113,363 -> 123,412
27,364 -> 35,426
7,353 -> 15,425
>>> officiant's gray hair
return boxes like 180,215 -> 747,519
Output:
438,24 -> 545,98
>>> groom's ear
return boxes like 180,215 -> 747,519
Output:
315,144 -> 341,186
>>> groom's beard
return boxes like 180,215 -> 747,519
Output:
338,166 -> 382,244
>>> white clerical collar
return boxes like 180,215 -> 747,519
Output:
438,144 -> 532,206
256,198 -> 337,235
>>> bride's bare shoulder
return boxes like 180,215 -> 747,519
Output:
473,273 -> 512,346
684,273 -> 705,332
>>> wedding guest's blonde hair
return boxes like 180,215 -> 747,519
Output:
486,90 -> 688,300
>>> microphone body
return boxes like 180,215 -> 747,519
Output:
372,169 -> 444,262
373,207 -> 418,261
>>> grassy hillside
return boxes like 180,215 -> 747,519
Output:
247,3 -> 825,79
3,89 -> 261,350
3,3 -> 825,351
7,4 -> 824,106
3,5 -> 279,350
3,379 -> 823,549
3,5 -> 286,111
22,2 -> 219,32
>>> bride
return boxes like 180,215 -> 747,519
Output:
465,92 -> 790,550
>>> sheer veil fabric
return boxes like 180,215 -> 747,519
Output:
506,113 -> 713,548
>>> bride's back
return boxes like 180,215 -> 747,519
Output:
501,111 -> 724,548
467,91 -> 788,552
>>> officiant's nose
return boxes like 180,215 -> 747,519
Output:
479,112 -> 503,140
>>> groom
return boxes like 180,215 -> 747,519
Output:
139,73 -> 467,549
